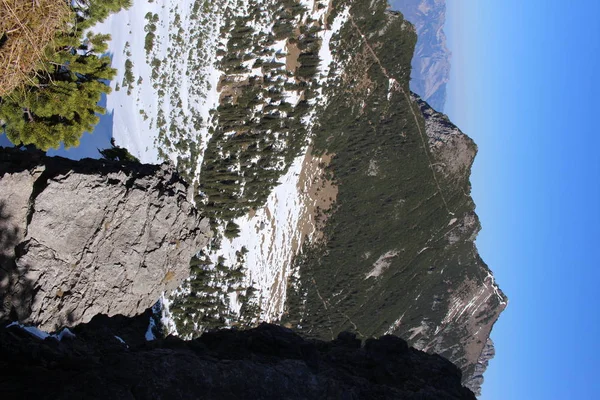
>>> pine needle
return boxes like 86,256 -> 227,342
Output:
0,0 -> 72,97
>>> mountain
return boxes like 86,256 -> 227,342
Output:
389,0 -> 451,111
34,0 -> 505,395
0,321 -> 476,399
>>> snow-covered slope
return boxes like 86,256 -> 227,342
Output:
94,0 -> 350,333
199,1 -> 350,323
94,0 -> 227,166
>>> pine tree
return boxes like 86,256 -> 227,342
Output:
99,138 -> 140,162
0,0 -> 129,150
72,0 -> 133,29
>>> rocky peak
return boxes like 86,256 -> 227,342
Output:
413,92 -> 478,184
465,338 -> 497,396
0,147 -> 210,330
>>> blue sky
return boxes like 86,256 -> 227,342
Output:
444,0 -> 600,399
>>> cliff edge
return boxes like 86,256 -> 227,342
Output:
0,148 -> 210,330
0,321 -> 476,399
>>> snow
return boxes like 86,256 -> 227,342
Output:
93,1 -> 163,163
388,78 -> 395,100
210,154 -> 307,320
317,6 -> 350,82
408,320 -> 429,340
56,328 -> 76,340
159,292 -> 179,336
93,0 -> 228,168
385,312 -> 405,335
272,39 -> 288,54
283,89 -> 302,106
5,322 -> 76,341
114,335 -> 127,345
365,250 -> 400,279
485,272 -> 507,306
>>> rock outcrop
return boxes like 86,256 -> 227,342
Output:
0,148 -> 210,330
414,92 -> 476,183
0,321 -> 476,399
465,338 -> 497,397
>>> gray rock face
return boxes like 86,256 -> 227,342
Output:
413,92 -> 477,182
391,0 -> 451,111
0,148 -> 210,330
465,338 -> 496,396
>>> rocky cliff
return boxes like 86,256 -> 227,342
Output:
390,0 -> 451,111
0,148 -> 210,330
0,321 -> 476,400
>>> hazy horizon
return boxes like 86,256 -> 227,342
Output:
444,1 -> 600,399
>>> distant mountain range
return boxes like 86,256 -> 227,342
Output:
390,0 -> 451,111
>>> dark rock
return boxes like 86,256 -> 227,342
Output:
0,322 -> 476,400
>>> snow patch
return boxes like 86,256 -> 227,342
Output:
365,250 -> 400,279
210,154 -> 307,321
158,292 -> 179,336
93,0 -> 228,169
5,322 -> 76,341
114,335 -> 128,346
145,317 -> 157,341
385,312 -> 405,335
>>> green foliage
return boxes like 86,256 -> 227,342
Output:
144,32 -> 156,53
198,1 -> 322,223
0,0 -> 130,150
144,12 -> 159,55
224,221 -> 241,239
168,250 -> 260,338
123,59 -> 135,85
281,5 -> 488,365
72,0 -> 133,30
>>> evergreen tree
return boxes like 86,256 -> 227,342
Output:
0,1 -> 129,150
72,0 -> 133,29
99,138 -> 140,162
